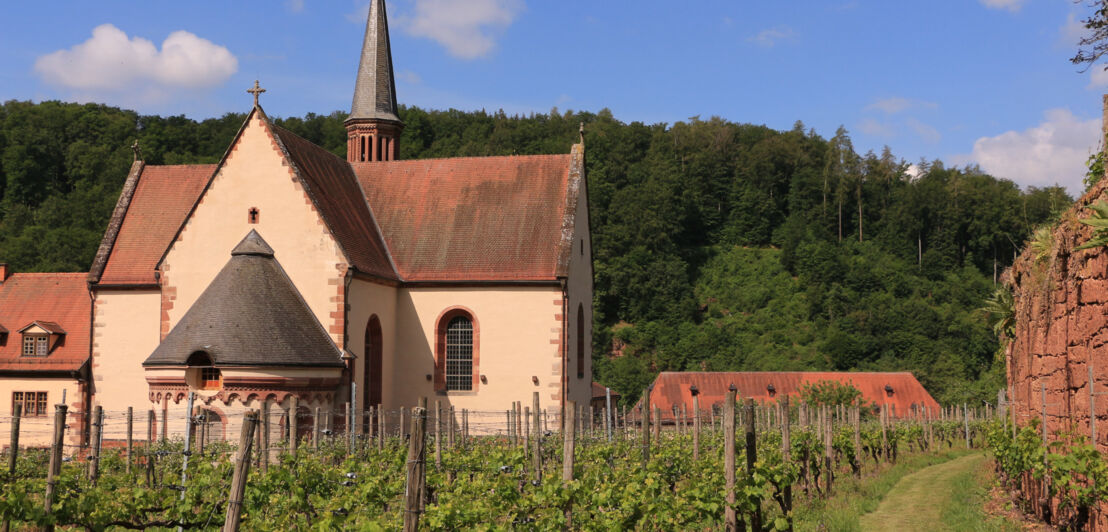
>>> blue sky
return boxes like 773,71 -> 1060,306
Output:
0,0 -> 1104,195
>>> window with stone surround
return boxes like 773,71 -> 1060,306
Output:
434,308 -> 479,393
12,391 -> 48,417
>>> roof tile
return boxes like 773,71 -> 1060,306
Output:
354,154 -> 575,281
99,165 -> 214,285
640,371 -> 940,421
0,273 -> 91,372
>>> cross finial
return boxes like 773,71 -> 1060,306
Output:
131,139 -> 142,162
247,80 -> 266,107
579,122 -> 585,144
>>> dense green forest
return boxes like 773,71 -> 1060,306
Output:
0,100 -> 1071,404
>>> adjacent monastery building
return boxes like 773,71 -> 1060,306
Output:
1,0 -> 593,445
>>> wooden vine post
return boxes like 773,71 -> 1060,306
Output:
724,385 -> 737,532
562,400 -> 577,527
289,395 -> 299,455
641,386 -> 651,467
402,398 -> 427,532
693,395 -> 701,460
88,405 -> 103,484
126,406 -> 133,474
745,398 -> 762,530
223,410 -> 258,532
533,392 -> 543,484
44,404 -> 67,532
434,400 -> 442,470
2,404 -> 21,532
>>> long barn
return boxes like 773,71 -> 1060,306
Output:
635,371 -> 940,421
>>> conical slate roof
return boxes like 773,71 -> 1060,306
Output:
349,0 -> 400,123
144,230 -> 344,368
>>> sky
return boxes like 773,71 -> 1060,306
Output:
0,0 -> 1105,196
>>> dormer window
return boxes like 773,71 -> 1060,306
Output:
22,334 -> 47,356
17,322 -> 63,357
187,351 -> 221,390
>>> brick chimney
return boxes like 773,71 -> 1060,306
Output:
0,263 -> 8,283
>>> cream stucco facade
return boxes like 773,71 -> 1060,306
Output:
0,377 -> 83,447
89,289 -> 160,438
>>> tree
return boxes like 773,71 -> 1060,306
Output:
1072,2 -> 1108,72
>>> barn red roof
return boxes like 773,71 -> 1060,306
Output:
0,273 -> 91,373
272,125 -> 397,280
638,371 -> 939,420
353,153 -> 577,281
97,164 -> 214,285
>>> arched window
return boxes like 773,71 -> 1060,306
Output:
435,308 -> 478,392
363,315 -> 383,411
187,351 -> 221,390
576,303 -> 585,379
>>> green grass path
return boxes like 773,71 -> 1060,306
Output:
858,452 -> 1017,532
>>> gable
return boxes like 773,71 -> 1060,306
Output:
353,152 -> 578,281
158,109 -> 354,344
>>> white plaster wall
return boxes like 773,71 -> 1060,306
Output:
347,279 -> 397,423
392,287 -> 561,417
91,289 -> 161,438
0,378 -> 82,447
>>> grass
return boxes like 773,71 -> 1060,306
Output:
793,449 -> 977,532
936,454 -> 1025,532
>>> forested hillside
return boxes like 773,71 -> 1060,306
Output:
0,100 -> 1070,403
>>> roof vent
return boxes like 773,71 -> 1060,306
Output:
884,384 -> 894,395
767,383 -> 776,395
689,384 -> 699,396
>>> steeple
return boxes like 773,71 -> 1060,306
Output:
346,0 -> 404,163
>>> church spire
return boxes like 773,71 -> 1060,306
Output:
346,0 -> 403,163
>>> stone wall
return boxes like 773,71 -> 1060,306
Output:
1007,172 -> 1108,528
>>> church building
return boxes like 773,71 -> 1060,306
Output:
0,0 -> 592,445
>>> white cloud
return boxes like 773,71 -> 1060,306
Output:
34,24 -> 237,91
906,118 -> 942,143
1089,67 -> 1108,88
1061,13 -> 1086,47
957,108 -> 1098,195
865,97 -> 938,114
748,26 -> 796,48
286,0 -> 305,12
980,0 -> 1025,12
906,164 -> 923,179
858,118 -> 894,137
398,0 -> 523,60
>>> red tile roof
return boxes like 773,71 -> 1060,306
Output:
592,381 -> 621,400
18,321 -> 65,334
638,371 -> 940,421
98,165 -> 214,285
0,273 -> 91,373
272,126 -> 397,280
353,154 -> 576,281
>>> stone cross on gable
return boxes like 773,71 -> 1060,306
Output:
247,80 -> 266,107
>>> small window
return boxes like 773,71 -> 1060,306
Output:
12,391 -> 48,417
580,239 -> 584,256
22,334 -> 47,356
248,207 -> 260,224
200,367 -> 222,389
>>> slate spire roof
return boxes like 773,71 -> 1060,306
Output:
144,230 -> 343,368
349,0 -> 400,123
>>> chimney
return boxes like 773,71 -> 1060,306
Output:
0,263 -> 8,283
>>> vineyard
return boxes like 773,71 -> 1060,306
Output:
0,393 -> 997,531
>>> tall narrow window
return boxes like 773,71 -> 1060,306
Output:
445,316 -> 473,391
576,304 -> 585,379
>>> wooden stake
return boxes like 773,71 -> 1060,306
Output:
222,410 -> 258,532
402,398 -> 427,532
290,396 -> 299,455
261,402 -> 270,473
314,406 -> 321,451
746,398 -> 761,530
44,404 -> 67,532
2,404 -> 20,532
89,405 -> 102,484
434,401 -> 442,470
533,392 -> 543,484
562,400 -> 576,527
642,387 -> 651,467
693,396 -> 701,460
724,386 -> 737,532
125,406 -> 133,474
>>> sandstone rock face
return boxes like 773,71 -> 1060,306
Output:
1008,181 -> 1108,529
